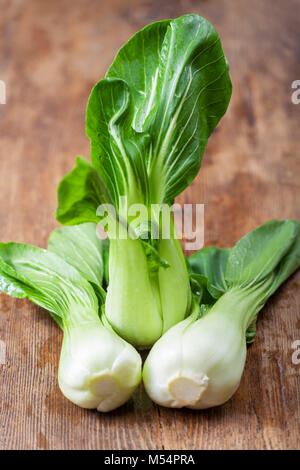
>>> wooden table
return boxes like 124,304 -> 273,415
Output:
0,0 -> 299,450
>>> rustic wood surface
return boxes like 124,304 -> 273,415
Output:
0,0 -> 299,450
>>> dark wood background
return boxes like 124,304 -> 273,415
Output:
0,0 -> 299,450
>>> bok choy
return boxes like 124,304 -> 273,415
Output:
0,236 -> 141,412
143,220 -> 300,409
56,14 -> 232,348
48,222 -> 107,303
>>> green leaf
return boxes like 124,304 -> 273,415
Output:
188,246 -> 229,298
243,232 -> 300,341
245,320 -> 257,345
226,220 -> 300,343
48,223 -> 106,303
56,156 -> 112,226
107,14 -> 232,204
189,273 -> 215,305
225,220 -> 300,288
140,239 -> 169,274
58,15 -> 231,228
0,243 -> 99,329
268,231 -> 300,296
186,220 -> 300,344
0,268 -> 28,298
106,19 -> 170,132
86,78 -> 150,210
133,221 -> 170,273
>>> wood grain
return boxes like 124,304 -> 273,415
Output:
0,0 -> 299,450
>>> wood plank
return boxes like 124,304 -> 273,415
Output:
0,0 -> 299,450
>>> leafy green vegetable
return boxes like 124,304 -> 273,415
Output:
48,222 -> 106,303
188,246 -> 229,302
143,220 -> 300,409
0,242 -> 141,411
56,14 -> 232,349
0,242 -> 96,329
226,220 -> 299,288
86,78 -> 150,211
105,15 -> 232,204
56,156 -> 112,226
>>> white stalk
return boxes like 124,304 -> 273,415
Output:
143,285 -> 268,409
59,320 -> 142,412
